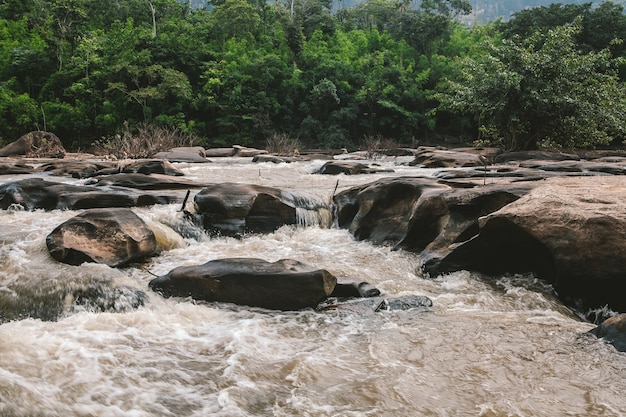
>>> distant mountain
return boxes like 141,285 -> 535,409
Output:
181,0 -> 624,24
463,0 -> 620,24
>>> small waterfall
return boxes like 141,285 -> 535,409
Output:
288,192 -> 335,228
144,219 -> 187,251
295,206 -> 334,228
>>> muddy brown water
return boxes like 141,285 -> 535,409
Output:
0,156 -> 624,417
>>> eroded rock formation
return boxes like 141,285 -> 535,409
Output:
335,175 -> 626,312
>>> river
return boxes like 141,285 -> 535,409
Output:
0,155 -> 624,417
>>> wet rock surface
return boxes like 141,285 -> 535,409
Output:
0,178 -> 179,210
149,258 -> 337,310
423,176 -> 626,312
589,314 -> 626,352
87,173 -> 205,190
316,160 -> 393,175
46,208 -> 158,267
192,182 -> 327,236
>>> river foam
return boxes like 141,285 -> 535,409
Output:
0,156 -> 624,416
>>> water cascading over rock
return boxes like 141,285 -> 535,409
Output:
192,182 -> 333,236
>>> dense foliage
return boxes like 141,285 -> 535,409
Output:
0,0 -> 625,151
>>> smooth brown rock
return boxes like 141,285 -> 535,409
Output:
193,182 -> 326,236
411,148 -> 487,168
425,176 -> 626,311
0,178 -> 178,210
39,160 -> 118,178
334,176 -> 532,249
149,258 -> 337,310
46,208 -> 157,267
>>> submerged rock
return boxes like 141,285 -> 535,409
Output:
589,314 -> 626,352
46,208 -> 158,267
319,294 -> 433,313
331,278 -> 381,298
149,258 -> 337,310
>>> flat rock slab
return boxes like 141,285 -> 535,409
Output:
39,160 -> 117,178
88,173 -> 205,190
149,258 -> 337,310
153,146 -> 210,163
46,208 -> 157,267
0,178 -> 178,210
316,161 -> 393,175
411,149 -> 487,168
0,162 -> 35,175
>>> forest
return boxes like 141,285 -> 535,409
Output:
1,0 -> 626,152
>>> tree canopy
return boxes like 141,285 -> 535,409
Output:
0,0 -> 625,151
437,20 -> 626,150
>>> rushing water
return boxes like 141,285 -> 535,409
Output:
0,156 -> 625,417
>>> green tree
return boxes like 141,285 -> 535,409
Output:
436,21 -> 626,150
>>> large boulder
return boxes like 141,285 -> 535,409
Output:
0,131 -> 65,158
149,258 -> 337,310
424,176 -> 626,312
46,208 -> 157,267
193,182 -> 327,236
334,176 -> 532,250
317,161 -> 367,175
0,178 -> 178,210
